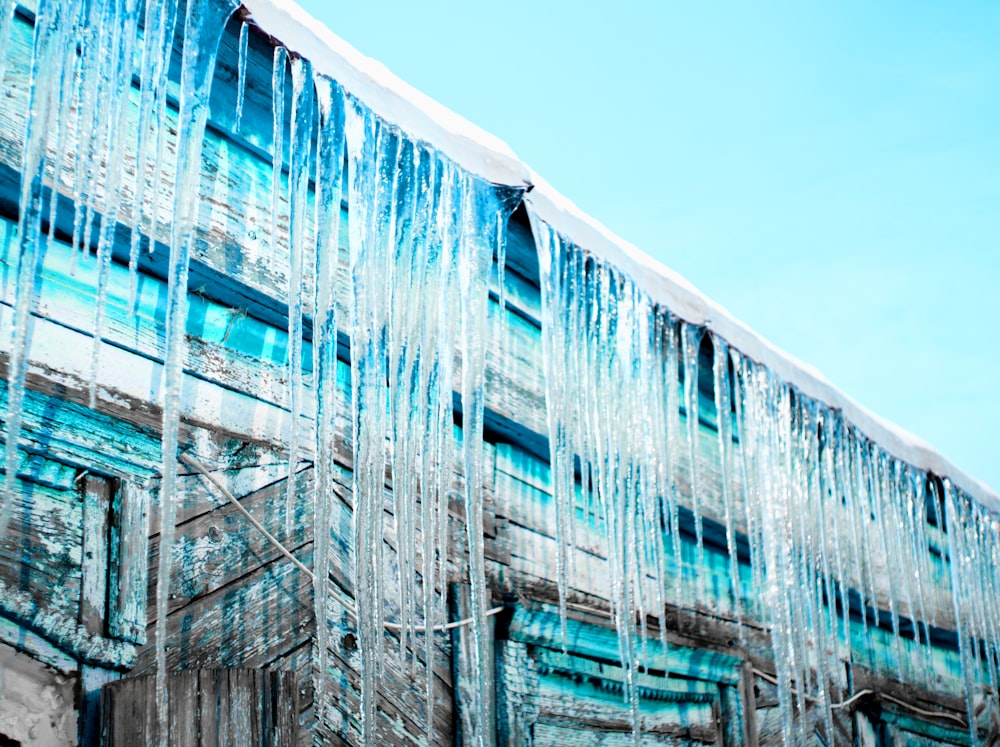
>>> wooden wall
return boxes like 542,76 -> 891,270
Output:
0,1 -> 979,744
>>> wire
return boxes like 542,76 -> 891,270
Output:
383,605 -> 505,633
830,689 -> 873,711
180,452 -> 321,584
751,667 -> 967,727
880,692 -> 968,726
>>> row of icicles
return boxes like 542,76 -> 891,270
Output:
535,220 -> 1000,745
3,0 -> 999,745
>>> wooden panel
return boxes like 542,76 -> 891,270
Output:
136,552 -> 314,675
100,669 -> 299,745
80,475 -> 111,636
145,466 -> 316,618
0,476 -> 81,597
496,635 -> 728,746
108,480 -> 151,644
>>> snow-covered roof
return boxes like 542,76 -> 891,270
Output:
241,0 -> 1000,513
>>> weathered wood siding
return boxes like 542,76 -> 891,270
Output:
101,669 -> 300,745
0,1 -> 978,744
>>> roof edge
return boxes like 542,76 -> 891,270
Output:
242,0 -> 1000,512
241,0 -> 532,188
527,178 -> 1000,512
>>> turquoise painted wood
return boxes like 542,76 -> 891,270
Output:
0,1 -> 983,745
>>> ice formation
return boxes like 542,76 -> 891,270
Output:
529,208 -> 1000,744
345,94 -> 520,743
4,0 -> 1000,743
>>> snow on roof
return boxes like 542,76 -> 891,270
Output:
241,0 -> 1000,513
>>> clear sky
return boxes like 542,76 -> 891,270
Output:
296,0 -> 1000,492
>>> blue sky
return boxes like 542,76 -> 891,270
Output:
297,0 -> 1000,492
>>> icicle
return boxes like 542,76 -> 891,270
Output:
69,0 -> 117,266
731,352 -> 763,621
270,46 -> 287,259
4,0 -> 76,539
144,0 -> 181,258
648,311 -> 673,655
800,400 -> 836,743
852,429 -> 882,672
88,0 -> 141,408
820,411 -> 851,660
346,103 -> 389,745
311,71 -> 345,734
945,481 -> 979,747
711,335 -> 742,639
152,0 -> 238,744
45,7 -> 83,247
757,371 -> 800,746
234,21 -> 249,133
494,213 -> 507,364
870,447 -> 904,672
665,317 -> 685,604
346,98 -> 520,746
284,56 -> 313,538
388,137 -> 418,661
457,169 -> 517,747
128,0 -> 180,307
412,153 -> 448,742
681,323 -> 705,579
906,472 -> 935,685
533,219 -> 573,645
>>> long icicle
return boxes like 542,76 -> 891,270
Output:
127,0 -> 179,308
712,335 -> 743,640
284,55 -> 313,550
311,71 -> 345,737
88,0 -> 141,408
234,20 -> 249,133
153,0 -> 237,742
3,0 -> 73,544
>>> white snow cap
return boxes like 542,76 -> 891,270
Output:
241,0 -> 999,512
240,0 -> 531,188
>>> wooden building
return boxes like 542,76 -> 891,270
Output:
0,0 -> 997,744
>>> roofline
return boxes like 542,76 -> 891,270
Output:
241,0 -> 1000,513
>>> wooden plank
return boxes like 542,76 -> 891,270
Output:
145,465 -> 315,617
739,661 -> 760,747
0,476 -> 83,620
0,442 -> 77,490
135,549 -> 314,675
507,604 -> 743,687
102,669 -> 300,745
80,475 -> 111,636
0,575 -> 135,668
169,670 -> 199,747
504,631 -> 725,744
0,212 -> 299,418
0,366 -> 162,480
108,480 -> 151,643
199,669 -> 220,746
79,665 -> 119,746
